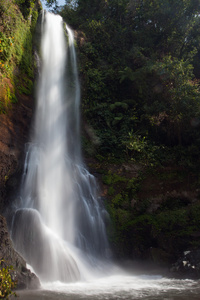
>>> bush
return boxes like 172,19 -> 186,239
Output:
0,261 -> 16,299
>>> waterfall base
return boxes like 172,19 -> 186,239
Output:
0,215 -> 40,289
12,209 -> 80,282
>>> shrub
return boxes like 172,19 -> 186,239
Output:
0,261 -> 16,299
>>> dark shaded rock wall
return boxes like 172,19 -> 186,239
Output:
0,92 -> 33,213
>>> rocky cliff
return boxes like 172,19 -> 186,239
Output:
0,91 -> 33,213
0,0 -> 41,290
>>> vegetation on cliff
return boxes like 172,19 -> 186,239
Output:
0,0 -> 42,213
0,0 -> 42,114
60,0 -> 200,164
57,0 -> 200,264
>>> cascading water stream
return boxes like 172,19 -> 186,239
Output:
11,12 -> 111,283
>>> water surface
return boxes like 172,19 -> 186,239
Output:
13,274 -> 200,300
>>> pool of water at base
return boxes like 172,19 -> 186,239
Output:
12,275 -> 200,300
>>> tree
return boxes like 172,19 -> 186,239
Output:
43,0 -> 58,9
60,0 -> 200,159
127,0 -> 200,58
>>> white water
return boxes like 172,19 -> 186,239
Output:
11,12 -> 111,283
42,275 -> 200,299
13,275 -> 200,300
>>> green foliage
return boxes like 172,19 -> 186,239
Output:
102,161 -> 200,256
15,0 -> 35,19
18,78 -> 33,95
0,0 -> 37,76
110,200 -> 200,256
60,0 -> 200,166
6,86 -> 18,103
0,261 -> 16,299
45,0 -> 58,8
103,170 -> 144,249
144,56 -> 200,145
125,132 -> 148,154
0,34 -> 14,62
0,0 -> 40,114
60,0 -> 200,258
0,102 -> 6,114
31,9 -> 39,33
123,131 -> 165,166
153,209 -> 188,234
102,171 -> 127,185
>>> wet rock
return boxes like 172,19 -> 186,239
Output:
0,91 -> 33,212
170,250 -> 200,279
12,267 -> 40,290
0,214 -> 40,289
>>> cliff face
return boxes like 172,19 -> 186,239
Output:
87,157 -> 200,273
0,92 -> 33,212
0,0 -> 41,289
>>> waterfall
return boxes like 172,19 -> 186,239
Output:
11,12 -> 111,282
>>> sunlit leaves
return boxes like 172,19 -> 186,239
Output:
0,261 -> 16,299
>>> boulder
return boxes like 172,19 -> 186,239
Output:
170,250 -> 200,279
